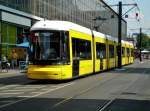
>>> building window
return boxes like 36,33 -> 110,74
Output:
17,27 -> 23,44
17,28 -> 30,44
1,22 -> 17,57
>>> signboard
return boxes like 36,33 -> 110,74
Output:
2,11 -> 31,27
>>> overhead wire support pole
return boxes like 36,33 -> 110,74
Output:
139,27 -> 142,62
109,2 -> 139,69
118,1 -> 122,68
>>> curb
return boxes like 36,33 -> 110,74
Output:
0,70 -> 23,75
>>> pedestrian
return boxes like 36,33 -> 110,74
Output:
0,57 -> 1,68
11,49 -> 18,69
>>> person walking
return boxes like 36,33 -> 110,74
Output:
11,49 -> 18,69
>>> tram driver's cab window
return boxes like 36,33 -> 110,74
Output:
30,31 -> 70,64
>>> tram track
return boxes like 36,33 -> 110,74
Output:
96,99 -> 114,111
0,61 -> 148,111
47,72 -> 135,110
47,62 -> 147,111
96,62 -> 150,111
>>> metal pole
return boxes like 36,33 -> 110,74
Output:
0,33 -> 1,59
139,27 -> 142,62
118,1 -> 122,68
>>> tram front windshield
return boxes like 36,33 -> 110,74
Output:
30,31 -> 70,65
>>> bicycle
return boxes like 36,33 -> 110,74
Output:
0,62 -> 10,72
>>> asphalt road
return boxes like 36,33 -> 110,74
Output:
0,59 -> 150,111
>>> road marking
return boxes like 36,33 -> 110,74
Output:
0,100 -> 16,104
17,95 -> 34,98
0,78 -> 34,89
98,99 -> 114,111
1,89 -> 35,92
14,87 -> 44,90
31,92 -> 47,94
0,82 -> 74,109
47,74 -> 121,110
0,73 -> 24,78
51,86 -> 60,88
0,85 -> 21,90
51,96 -> 73,108
15,86 -> 46,89
0,92 -> 23,95
50,78 -> 117,110
0,73 -> 19,75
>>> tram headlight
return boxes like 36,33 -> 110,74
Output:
28,62 -> 33,65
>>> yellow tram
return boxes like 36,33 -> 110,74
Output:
27,20 -> 134,80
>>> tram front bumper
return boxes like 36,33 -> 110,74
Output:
27,66 -> 62,80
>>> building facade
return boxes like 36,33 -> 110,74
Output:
0,0 -> 127,60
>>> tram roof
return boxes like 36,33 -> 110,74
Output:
31,20 -> 92,35
93,31 -> 106,39
121,40 -> 134,47
31,20 -> 134,46
106,35 -> 117,42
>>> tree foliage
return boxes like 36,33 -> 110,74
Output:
136,33 -> 150,50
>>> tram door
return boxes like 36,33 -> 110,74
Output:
97,43 -> 106,71
72,59 -> 79,77
72,38 -> 79,77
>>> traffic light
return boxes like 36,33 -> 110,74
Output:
136,13 -> 138,17
135,12 -> 140,21
125,15 -> 128,18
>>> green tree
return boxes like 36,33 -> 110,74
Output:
136,33 -> 150,50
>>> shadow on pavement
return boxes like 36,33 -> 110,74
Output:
104,99 -> 150,111
0,97 -> 108,111
0,75 -> 29,85
0,75 -> 75,85
0,97 -> 150,111
110,67 -> 150,75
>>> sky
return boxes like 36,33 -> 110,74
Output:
104,0 -> 150,35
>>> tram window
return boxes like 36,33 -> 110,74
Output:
96,43 -> 106,59
72,38 -> 91,60
109,45 -> 114,58
131,49 -> 134,57
122,47 -> 125,57
116,46 -> 118,56
127,48 -> 130,56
